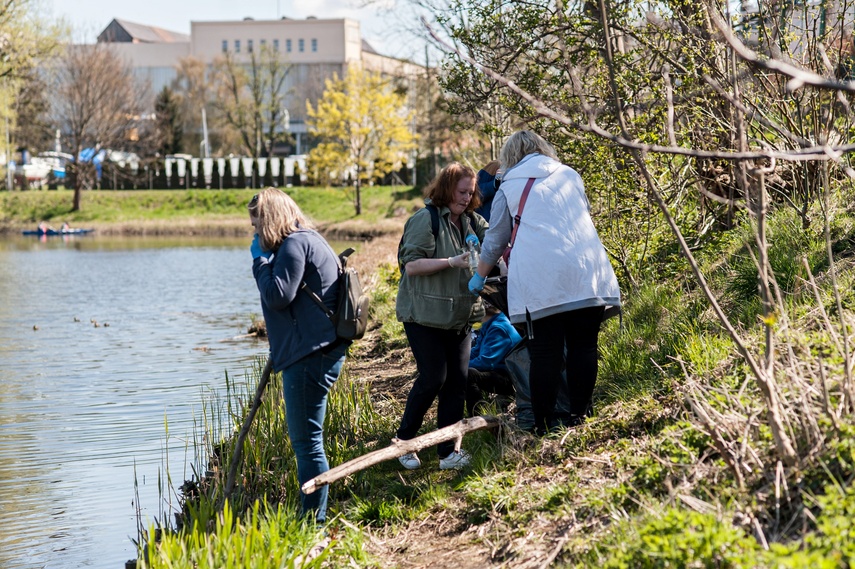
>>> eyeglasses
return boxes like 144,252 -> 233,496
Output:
248,194 -> 259,208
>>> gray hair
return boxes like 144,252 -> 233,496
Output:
499,130 -> 558,171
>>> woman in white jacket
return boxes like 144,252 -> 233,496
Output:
469,130 -> 621,435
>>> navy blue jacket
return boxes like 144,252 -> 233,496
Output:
475,168 -> 498,222
252,229 -> 341,372
470,312 -> 522,371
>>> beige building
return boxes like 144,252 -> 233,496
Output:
98,17 -> 424,153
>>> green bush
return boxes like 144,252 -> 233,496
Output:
370,262 -> 406,350
583,508 -> 764,568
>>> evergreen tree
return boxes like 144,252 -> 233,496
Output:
155,86 -> 183,156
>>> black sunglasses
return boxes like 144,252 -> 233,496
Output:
248,194 -> 259,208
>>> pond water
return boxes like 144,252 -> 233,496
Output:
0,233 -> 351,569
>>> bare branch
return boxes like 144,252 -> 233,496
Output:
710,11 -> 855,94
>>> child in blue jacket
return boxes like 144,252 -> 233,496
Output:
466,301 -> 523,415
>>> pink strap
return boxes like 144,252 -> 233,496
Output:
508,177 -> 536,250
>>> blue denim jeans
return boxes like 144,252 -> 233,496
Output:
280,342 -> 347,524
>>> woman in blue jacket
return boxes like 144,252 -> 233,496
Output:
249,187 -> 348,524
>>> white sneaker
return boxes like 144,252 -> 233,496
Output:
439,449 -> 471,470
398,452 -> 421,470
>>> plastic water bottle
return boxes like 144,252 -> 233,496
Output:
466,234 -> 480,274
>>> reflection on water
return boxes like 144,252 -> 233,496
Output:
0,233 -> 295,568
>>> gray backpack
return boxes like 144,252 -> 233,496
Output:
302,248 -> 369,341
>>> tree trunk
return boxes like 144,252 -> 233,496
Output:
71,163 -> 81,212
355,179 -> 362,215
354,164 -> 362,216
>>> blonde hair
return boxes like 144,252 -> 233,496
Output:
481,160 -> 500,176
499,130 -> 558,171
247,187 -> 314,251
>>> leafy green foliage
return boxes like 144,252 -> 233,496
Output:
800,481 -> 855,566
142,501 -> 372,568
463,471 -> 519,523
598,282 -> 706,403
581,509 -> 765,568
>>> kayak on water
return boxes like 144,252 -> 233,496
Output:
22,228 -> 95,236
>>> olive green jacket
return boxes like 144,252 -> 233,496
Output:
396,201 -> 489,330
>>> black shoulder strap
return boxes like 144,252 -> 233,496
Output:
425,204 -> 440,239
300,247 -> 354,319
301,281 -> 334,318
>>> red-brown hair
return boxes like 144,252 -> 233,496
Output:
424,162 -> 480,212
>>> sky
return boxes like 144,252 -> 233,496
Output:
48,0 -> 431,61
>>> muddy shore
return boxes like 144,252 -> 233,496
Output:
1,216 -> 408,240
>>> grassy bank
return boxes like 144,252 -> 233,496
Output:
0,186 -> 423,237
31,181 -> 853,567
133,189 -> 855,567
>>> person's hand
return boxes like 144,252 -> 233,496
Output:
468,273 -> 486,295
250,234 -> 271,260
448,252 -> 468,269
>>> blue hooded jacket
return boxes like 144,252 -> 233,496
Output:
470,312 -> 522,371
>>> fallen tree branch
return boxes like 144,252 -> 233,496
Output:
302,415 -> 502,495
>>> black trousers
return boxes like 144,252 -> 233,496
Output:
397,322 -> 471,458
528,306 -> 604,433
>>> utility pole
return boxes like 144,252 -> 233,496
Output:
201,107 -> 210,158
5,109 -> 11,191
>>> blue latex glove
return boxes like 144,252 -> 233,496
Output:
468,272 -> 486,295
250,234 -> 271,260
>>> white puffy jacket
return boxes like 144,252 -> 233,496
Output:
480,153 -> 621,324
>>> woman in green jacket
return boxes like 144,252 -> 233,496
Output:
394,162 -> 489,470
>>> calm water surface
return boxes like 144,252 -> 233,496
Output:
0,233 -> 296,568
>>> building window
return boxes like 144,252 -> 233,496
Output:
311,38 -> 317,52
273,38 -> 279,51
260,39 -> 266,47
235,39 -> 241,53
222,39 -> 228,53
286,38 -> 291,52
248,39 -> 253,53
298,38 -> 304,52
